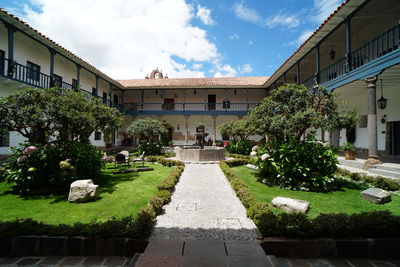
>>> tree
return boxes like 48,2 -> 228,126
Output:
0,87 -> 123,144
127,118 -> 168,141
248,83 -> 358,141
218,119 -> 254,141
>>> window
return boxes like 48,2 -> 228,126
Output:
94,131 -> 102,141
72,78 -> 78,89
26,61 -> 40,81
53,74 -> 62,88
0,50 -> 5,76
102,92 -> 107,105
92,87 -> 98,97
0,131 -> 10,147
113,95 -> 118,105
223,100 -> 231,109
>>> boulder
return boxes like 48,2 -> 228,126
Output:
360,187 -> 391,204
246,164 -> 259,171
68,179 -> 100,203
271,196 -> 310,213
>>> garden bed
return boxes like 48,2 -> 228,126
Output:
231,165 -> 400,218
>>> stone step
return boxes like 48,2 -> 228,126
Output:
338,158 -> 365,169
375,163 -> 400,173
369,168 -> 400,179
134,239 -> 279,267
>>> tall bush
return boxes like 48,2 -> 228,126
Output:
226,140 -> 255,155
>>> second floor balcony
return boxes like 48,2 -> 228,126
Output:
124,102 -> 258,116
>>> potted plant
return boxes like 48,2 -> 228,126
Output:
341,142 -> 356,160
168,141 -> 174,147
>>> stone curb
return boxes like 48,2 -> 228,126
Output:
0,236 -> 148,257
261,237 -> 400,259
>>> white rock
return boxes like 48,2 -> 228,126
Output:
246,164 -> 259,171
361,188 -> 391,204
68,179 -> 100,203
271,196 -> 310,213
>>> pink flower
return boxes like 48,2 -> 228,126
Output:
23,145 -> 37,155
102,155 -> 112,163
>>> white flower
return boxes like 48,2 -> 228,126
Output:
252,145 -> 259,151
250,151 -> 257,156
261,153 -> 270,161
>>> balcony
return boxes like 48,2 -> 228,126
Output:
124,102 -> 258,116
302,24 -> 400,89
0,57 -> 122,110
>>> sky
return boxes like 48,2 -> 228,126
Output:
0,0 -> 344,80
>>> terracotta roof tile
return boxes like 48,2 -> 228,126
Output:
118,76 -> 269,88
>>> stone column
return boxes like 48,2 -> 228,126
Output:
212,116 -> 217,146
331,129 -> 340,148
365,76 -> 381,165
184,116 -> 189,145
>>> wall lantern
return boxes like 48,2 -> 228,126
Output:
330,46 -> 336,60
377,79 -> 387,110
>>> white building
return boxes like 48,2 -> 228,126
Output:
1,0 -> 399,161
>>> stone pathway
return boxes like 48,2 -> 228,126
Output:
151,163 -> 260,241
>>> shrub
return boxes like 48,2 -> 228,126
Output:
139,140 -> 164,155
337,168 -> 400,191
254,138 -> 339,192
3,142 -> 103,193
225,140 -> 255,155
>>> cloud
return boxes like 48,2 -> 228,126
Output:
229,34 -> 240,40
19,0 -> 227,79
239,63 -> 252,74
247,40 -> 253,45
233,2 -> 263,25
265,15 -> 301,29
312,0 -> 344,24
196,4 -> 216,25
288,30 -> 314,47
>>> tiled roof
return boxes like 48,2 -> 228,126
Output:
118,76 -> 269,89
0,8 -> 123,88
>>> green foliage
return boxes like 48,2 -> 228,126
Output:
340,142 -> 356,152
0,87 -> 122,144
128,118 -> 168,141
139,140 -> 163,155
225,140 -> 255,155
253,138 -> 338,192
337,168 -> 400,191
248,83 -> 358,141
218,120 -> 254,141
3,142 -> 103,194
220,161 -> 400,238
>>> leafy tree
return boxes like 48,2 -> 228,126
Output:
0,87 -> 123,144
219,119 -> 254,141
248,83 -> 358,141
128,118 -> 168,141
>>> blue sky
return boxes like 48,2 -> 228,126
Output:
1,0 -> 344,79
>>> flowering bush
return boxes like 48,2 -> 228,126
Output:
138,140 -> 163,155
101,154 -> 113,163
3,142 -> 103,194
253,137 -> 339,192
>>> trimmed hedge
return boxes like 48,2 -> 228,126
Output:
0,161 -> 184,238
337,168 -> 400,192
145,155 -> 184,167
220,161 -> 400,238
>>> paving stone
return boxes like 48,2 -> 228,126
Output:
103,256 -> 129,266
181,256 -> 228,267
325,258 -> 353,267
228,258 -> 272,267
286,258 -> 312,267
135,254 -> 181,267
176,203 -> 197,211
16,257 -> 41,265
345,259 -> 374,267
58,256 -> 85,266
38,256 -> 65,265
225,240 -> 267,260
183,240 -> 226,259
144,239 -> 184,257
83,256 -> 106,265
0,257 -> 21,264
276,258 -> 293,267
370,260 -> 400,267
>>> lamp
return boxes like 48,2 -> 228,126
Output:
330,46 -> 336,60
377,79 -> 387,110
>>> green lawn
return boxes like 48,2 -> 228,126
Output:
0,163 -> 172,225
231,166 -> 400,218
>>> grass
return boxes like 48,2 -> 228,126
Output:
231,165 -> 400,218
0,163 -> 172,225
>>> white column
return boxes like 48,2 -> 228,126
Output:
212,116 -> 217,146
